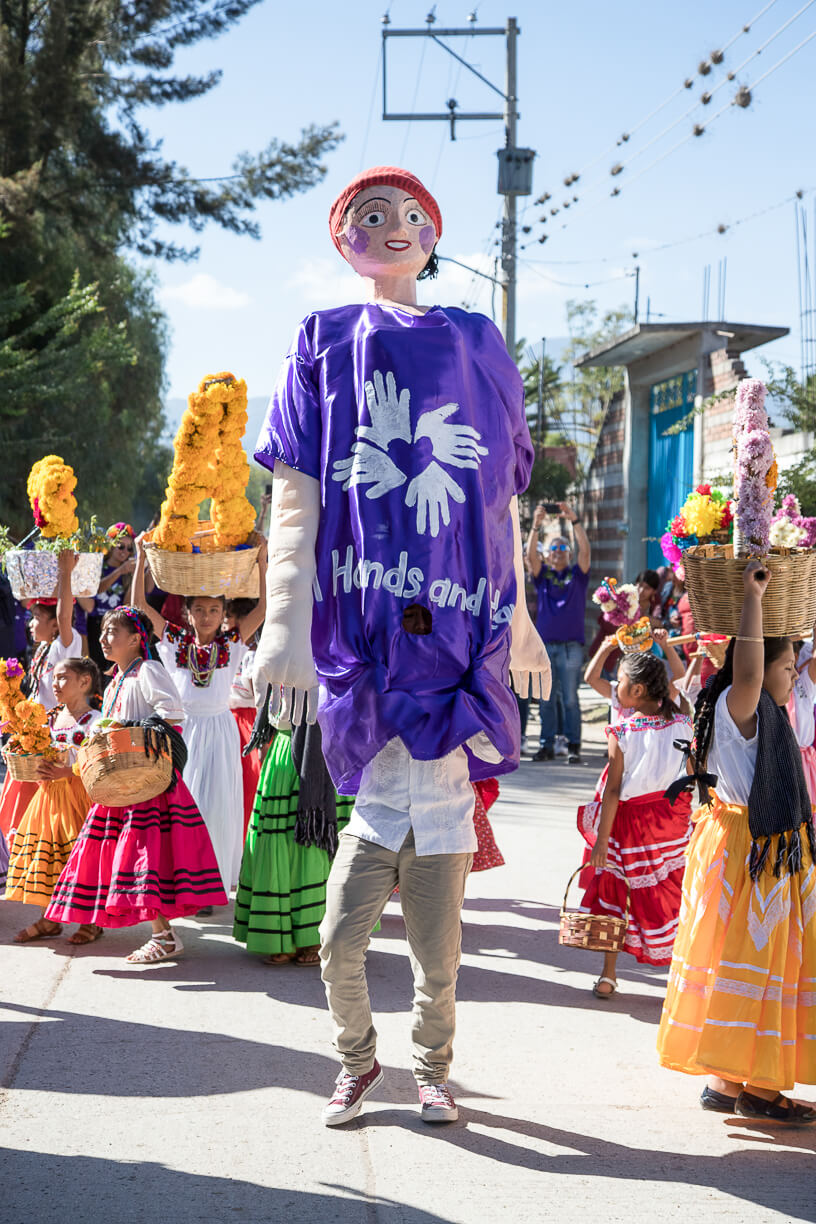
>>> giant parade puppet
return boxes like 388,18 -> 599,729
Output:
253,165 -> 550,1126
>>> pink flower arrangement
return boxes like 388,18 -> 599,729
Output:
769,493 -> 816,549
733,378 -> 774,551
592,577 -> 640,627
660,532 -> 683,565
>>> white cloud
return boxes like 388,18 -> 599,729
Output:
285,257 -> 365,309
160,273 -> 251,310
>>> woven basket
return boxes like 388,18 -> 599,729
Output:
76,726 -> 173,806
144,521 -> 261,598
683,543 -> 816,637
2,748 -> 69,782
5,550 -> 104,601
558,866 -> 630,953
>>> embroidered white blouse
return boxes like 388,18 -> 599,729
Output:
101,660 -> 185,725
50,708 -> 103,764
607,712 -> 692,801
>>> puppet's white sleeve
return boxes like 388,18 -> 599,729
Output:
508,496 -> 552,701
253,460 -> 320,697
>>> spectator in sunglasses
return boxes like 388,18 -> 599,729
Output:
525,502 -> 591,763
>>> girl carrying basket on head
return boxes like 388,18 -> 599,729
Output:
657,561 -> 816,1124
45,606 -> 227,963
133,535 -> 267,894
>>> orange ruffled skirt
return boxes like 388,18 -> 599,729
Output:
656,793 -> 816,1090
4,775 -> 91,907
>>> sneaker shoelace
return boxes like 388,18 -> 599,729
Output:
331,1073 -> 360,1105
421,1085 -> 454,1108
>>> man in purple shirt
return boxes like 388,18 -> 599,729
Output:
526,501 -> 590,763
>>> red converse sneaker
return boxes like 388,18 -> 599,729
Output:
321,1061 -> 383,1126
418,1082 -> 458,1123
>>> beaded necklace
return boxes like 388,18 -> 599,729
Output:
187,638 -> 219,688
102,658 -> 143,718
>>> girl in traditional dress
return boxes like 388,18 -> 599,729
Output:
577,650 -> 693,999
6,656 -> 101,942
657,562 -> 816,1124
132,537 -> 267,893
0,550 -> 81,844
234,694 -> 353,965
45,606 -> 227,962
225,598 -> 262,841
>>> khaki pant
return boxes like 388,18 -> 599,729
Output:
319,829 -> 472,1085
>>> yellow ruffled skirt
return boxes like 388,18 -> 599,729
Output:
5,775 -> 91,908
657,793 -> 816,1091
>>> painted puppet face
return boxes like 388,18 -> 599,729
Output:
338,185 -> 437,280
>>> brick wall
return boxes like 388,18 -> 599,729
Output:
579,390 -> 626,642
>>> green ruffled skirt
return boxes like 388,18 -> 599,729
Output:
232,730 -> 352,955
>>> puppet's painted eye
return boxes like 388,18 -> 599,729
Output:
359,210 -> 387,227
405,208 -> 426,225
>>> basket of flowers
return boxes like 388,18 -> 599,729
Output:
660,485 -> 733,568
76,721 -> 174,806
143,372 -> 261,597
0,456 -> 111,600
0,657 -> 67,780
615,616 -> 653,654
683,380 -> 816,637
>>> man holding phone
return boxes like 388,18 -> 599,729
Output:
525,501 -> 590,763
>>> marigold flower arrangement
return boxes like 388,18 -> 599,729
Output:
733,379 -> 776,552
0,659 -> 56,757
153,372 -> 256,552
592,577 -> 640,627
26,455 -> 78,538
616,616 -> 653,653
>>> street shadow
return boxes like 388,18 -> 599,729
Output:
0,1150 -> 460,1224
352,1107 -> 816,1222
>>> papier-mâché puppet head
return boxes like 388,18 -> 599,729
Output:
329,166 -> 442,282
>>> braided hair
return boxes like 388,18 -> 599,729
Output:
101,606 -> 156,659
619,650 -> 679,719
692,636 -> 792,779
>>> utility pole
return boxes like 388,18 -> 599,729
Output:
633,264 -> 640,324
536,336 -> 546,446
502,18 -> 519,353
381,15 -> 534,356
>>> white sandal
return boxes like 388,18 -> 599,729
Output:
126,930 -> 184,964
592,976 -> 618,999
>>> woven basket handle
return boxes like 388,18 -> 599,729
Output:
561,863 -> 632,914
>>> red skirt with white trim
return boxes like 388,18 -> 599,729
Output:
577,788 -> 692,965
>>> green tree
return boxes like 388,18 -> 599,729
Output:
777,456 -> 816,518
561,299 -> 632,476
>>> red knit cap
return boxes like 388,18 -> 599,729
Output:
329,166 -> 442,256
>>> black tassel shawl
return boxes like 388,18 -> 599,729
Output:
746,689 -> 815,880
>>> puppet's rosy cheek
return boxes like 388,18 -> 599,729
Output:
419,225 -> 435,253
346,226 -> 370,254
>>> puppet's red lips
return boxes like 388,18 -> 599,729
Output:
385,240 -> 411,251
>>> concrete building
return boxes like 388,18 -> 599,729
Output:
574,321 -> 799,612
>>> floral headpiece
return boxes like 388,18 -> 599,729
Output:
107,522 -> 135,541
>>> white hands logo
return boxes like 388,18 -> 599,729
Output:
332,370 -> 488,537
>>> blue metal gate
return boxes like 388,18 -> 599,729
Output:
647,371 -> 696,568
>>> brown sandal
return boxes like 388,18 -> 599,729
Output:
294,946 -> 321,966
264,952 -> 295,965
13,918 -> 62,943
68,924 -> 104,946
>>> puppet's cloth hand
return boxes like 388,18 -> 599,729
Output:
332,440 -> 407,498
509,616 -> 552,701
415,403 -> 489,469
405,461 -> 466,537
268,684 -> 320,727
253,460 -> 320,699
357,369 -> 412,450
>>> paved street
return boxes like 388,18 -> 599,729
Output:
1,699 -> 814,1224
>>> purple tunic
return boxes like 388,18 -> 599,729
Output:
256,303 -> 534,793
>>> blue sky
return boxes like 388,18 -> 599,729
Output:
145,0 -> 816,402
